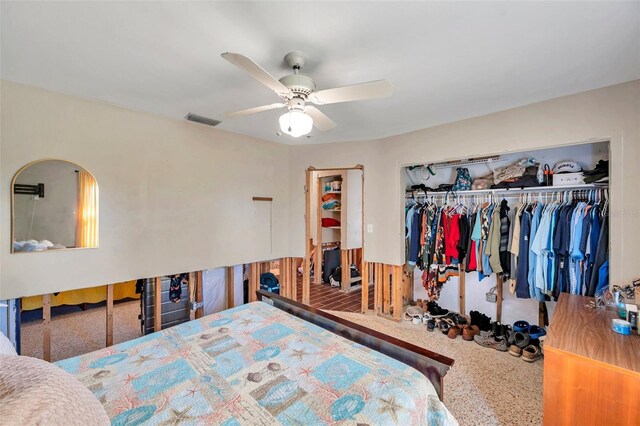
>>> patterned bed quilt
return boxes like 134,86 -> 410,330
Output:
57,302 -> 457,425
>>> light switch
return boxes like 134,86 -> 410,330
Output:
367,224 -> 374,233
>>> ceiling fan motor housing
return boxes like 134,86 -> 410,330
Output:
279,74 -> 316,98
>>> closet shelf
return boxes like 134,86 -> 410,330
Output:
325,191 -> 342,194
406,183 -> 607,198
325,226 -> 341,229
323,209 -> 341,212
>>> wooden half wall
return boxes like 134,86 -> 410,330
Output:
360,262 -> 413,320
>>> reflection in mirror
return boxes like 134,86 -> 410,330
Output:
12,160 -> 99,253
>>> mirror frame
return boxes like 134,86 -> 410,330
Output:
11,159 -> 99,254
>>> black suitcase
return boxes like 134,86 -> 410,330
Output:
322,248 -> 341,283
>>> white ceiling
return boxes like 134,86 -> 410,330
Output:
1,1 -> 639,145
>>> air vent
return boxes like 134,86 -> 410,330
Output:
185,113 -> 221,127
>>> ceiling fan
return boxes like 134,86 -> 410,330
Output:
221,51 -> 394,137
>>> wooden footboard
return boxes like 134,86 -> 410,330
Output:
257,290 -> 454,400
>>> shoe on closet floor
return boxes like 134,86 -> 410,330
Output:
509,345 -> 523,357
528,325 -> 547,339
426,318 -> 436,332
473,331 -> 501,349
470,310 -> 492,331
447,325 -> 462,339
490,322 -> 511,338
427,301 -> 449,318
522,345 -> 543,362
494,339 -> 509,352
448,312 -> 468,326
514,331 -> 531,349
439,318 -> 455,334
461,325 -> 478,341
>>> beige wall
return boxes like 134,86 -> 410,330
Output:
1,81 -> 290,299
289,80 -> 640,285
2,79 -> 638,300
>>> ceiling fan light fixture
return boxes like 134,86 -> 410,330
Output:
279,110 -> 313,137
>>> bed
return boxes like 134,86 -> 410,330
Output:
55,290 -> 457,425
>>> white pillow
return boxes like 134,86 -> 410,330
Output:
0,355 -> 110,425
0,331 -> 17,356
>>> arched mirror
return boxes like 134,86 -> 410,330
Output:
11,160 -> 99,253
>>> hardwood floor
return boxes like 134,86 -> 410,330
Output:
295,275 -> 374,313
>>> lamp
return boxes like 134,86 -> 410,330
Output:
279,110 -> 313,137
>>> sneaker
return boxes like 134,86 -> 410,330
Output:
426,318 -> 436,332
509,345 -> 523,357
494,339 -> 509,352
522,344 -> 542,362
473,331 -> 504,349
427,301 -> 449,318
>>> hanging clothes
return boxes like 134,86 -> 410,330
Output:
405,187 -> 608,302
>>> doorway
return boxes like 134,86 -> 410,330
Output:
303,166 -> 372,312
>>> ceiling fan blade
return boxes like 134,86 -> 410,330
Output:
224,103 -> 286,118
304,106 -> 336,131
221,52 -> 291,97
309,79 -> 394,105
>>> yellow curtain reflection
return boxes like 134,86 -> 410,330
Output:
75,170 -> 99,248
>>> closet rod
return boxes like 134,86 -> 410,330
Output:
405,183 -> 607,198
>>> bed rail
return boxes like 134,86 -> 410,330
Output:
257,290 -> 454,400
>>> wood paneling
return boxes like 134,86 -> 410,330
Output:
188,272 -> 196,321
392,265 -> 403,320
543,293 -> 640,425
361,261 -> 369,313
382,264 -> 390,313
459,265 -> 466,315
545,294 -> 640,372
315,177 -> 323,285
248,263 -> 259,303
226,266 -> 235,309
303,170 -> 311,305
42,294 -> 51,362
154,277 -> 162,332
106,284 -> 114,346
403,268 -> 413,303
495,274 -> 502,322
544,347 -> 640,425
195,270 -> 204,319
374,263 -> 382,313
341,250 -> 349,291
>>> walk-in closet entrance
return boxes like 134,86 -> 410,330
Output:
303,166 -> 370,312
403,139 -> 610,328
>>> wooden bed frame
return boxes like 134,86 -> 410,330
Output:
257,290 -> 454,400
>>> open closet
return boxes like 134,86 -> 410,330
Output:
305,167 -> 369,312
403,140 -> 610,327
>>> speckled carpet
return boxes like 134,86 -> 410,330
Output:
20,300 -> 142,362
328,310 -> 543,426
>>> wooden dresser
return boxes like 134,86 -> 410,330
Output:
543,293 -> 640,425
